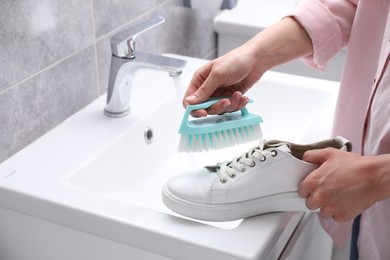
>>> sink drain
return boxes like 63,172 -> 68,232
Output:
144,127 -> 154,144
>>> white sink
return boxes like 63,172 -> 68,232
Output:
0,55 -> 338,260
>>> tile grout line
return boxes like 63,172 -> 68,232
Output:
95,0 -> 171,42
89,0 -> 102,96
0,44 -> 95,97
0,0 -> 172,97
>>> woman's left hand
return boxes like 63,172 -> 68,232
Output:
298,148 -> 390,222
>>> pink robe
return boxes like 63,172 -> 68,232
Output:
291,0 -> 390,258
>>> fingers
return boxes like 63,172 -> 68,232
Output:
298,167 -> 321,211
298,166 -> 320,199
298,177 -> 310,198
319,207 -> 333,219
305,196 -> 320,211
189,109 -> 208,118
202,98 -> 231,116
205,92 -> 249,115
303,149 -> 329,164
298,181 -> 321,211
298,149 -> 363,222
183,62 -> 228,117
298,169 -> 334,218
182,57 -> 253,117
187,92 -> 250,118
303,147 -> 341,165
188,98 -> 231,118
183,62 -> 222,106
303,189 -> 335,219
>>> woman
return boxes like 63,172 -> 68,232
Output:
182,0 -> 390,259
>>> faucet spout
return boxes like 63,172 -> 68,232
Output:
103,16 -> 187,118
104,51 -> 186,117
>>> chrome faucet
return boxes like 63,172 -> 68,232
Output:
104,16 -> 187,117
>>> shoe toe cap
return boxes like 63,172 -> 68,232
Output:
165,168 -> 217,204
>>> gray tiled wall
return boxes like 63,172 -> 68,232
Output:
0,0 -> 217,163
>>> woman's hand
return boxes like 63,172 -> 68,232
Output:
298,148 -> 390,222
182,17 -> 313,117
183,46 -> 263,117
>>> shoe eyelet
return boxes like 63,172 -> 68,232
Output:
250,161 -> 256,167
220,179 -> 227,184
231,173 -> 236,178
260,157 -> 266,162
240,167 -> 246,173
271,150 -> 278,157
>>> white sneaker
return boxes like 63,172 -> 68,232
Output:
162,136 -> 352,221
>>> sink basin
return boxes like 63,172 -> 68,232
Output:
67,59 -> 338,229
0,55 -> 338,260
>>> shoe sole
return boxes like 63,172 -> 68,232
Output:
162,184 -> 316,221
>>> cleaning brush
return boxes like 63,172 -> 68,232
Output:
178,97 -> 263,153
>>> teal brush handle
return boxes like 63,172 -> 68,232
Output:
179,97 -> 256,135
183,97 -> 253,119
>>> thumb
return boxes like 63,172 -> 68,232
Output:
185,67 -> 225,105
185,79 -> 220,105
185,86 -> 211,105
303,149 -> 329,165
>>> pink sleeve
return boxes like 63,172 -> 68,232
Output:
290,0 -> 357,71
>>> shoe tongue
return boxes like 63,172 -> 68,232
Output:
264,142 -> 291,154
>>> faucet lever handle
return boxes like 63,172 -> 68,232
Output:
110,16 -> 165,58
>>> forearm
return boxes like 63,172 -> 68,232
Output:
291,0 -> 356,70
242,17 -> 313,74
182,17 -> 314,112
367,154 -> 390,202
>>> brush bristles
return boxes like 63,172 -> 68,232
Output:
178,124 -> 262,153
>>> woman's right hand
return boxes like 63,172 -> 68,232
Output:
182,17 -> 313,118
182,44 -> 265,117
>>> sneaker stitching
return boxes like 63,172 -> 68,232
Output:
210,178 -> 230,203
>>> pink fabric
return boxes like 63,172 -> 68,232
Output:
293,0 -> 356,71
291,0 -> 390,258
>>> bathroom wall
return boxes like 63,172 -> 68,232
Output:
0,0 -> 217,163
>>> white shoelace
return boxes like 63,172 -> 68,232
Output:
217,145 -> 278,183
